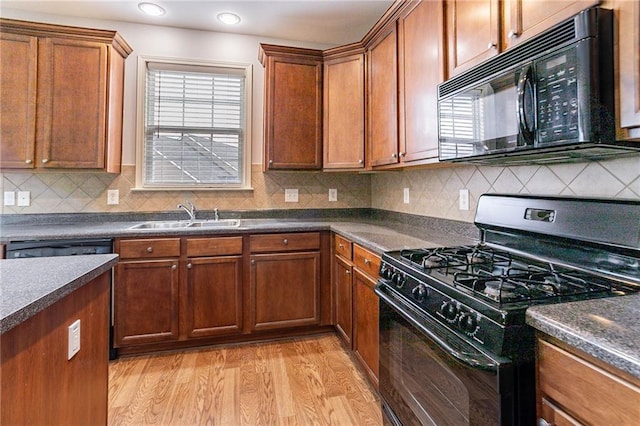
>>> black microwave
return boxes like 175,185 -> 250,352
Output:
437,7 -> 639,164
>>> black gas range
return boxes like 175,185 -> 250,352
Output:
376,194 -> 640,425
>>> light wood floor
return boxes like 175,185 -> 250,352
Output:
108,334 -> 382,425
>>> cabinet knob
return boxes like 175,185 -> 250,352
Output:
487,42 -> 497,50
146,246 -> 153,253
364,259 -> 371,265
187,263 -> 192,269
358,159 -> 363,164
508,30 -> 519,39
339,243 -> 344,249
251,259 -> 256,265
283,239 -> 288,245
391,153 -> 397,158
269,160 -> 273,164
345,269 -> 351,275
399,152 -> 405,158
171,264 -> 177,270
42,158 -> 49,164
25,159 -> 32,164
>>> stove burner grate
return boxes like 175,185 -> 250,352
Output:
400,245 -> 512,271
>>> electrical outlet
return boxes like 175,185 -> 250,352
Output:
67,319 -> 81,360
284,188 -> 298,203
4,191 -> 15,206
329,188 -> 337,202
107,189 -> 119,205
459,189 -> 470,211
17,191 -> 30,207
403,188 -> 410,204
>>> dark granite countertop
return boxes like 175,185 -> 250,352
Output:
0,254 -> 119,334
526,294 -> 640,379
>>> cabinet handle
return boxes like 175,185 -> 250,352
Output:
42,158 -> 49,164
364,259 -> 371,265
283,239 -> 288,245
25,159 -> 32,164
391,153 -> 397,158
146,246 -> 153,253
187,263 -> 192,269
358,159 -> 363,164
339,243 -> 344,249
399,152 -> 405,158
487,42 -> 497,50
251,259 -> 255,265
171,264 -> 177,270
345,270 -> 351,275
269,159 -> 273,164
508,30 -> 519,39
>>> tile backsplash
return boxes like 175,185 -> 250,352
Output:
2,157 -> 639,222
1,165 -> 371,214
371,156 -> 640,222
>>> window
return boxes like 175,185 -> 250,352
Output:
438,90 -> 483,159
136,58 -> 252,189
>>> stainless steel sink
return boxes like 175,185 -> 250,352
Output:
129,219 -> 241,230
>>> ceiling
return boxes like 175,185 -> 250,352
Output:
1,1 -> 395,46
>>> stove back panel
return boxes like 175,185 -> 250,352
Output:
475,194 -> 640,250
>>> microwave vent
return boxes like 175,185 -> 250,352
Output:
439,18 -> 576,98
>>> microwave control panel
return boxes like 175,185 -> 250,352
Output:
536,48 -> 579,144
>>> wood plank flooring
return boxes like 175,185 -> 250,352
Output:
108,334 -> 382,425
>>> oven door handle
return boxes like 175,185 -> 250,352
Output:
375,285 -> 499,372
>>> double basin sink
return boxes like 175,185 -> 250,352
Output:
129,219 -> 241,230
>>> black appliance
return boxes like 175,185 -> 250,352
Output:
376,194 -> 640,425
437,7 -> 640,164
6,238 -> 118,360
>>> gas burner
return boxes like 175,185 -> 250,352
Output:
400,245 -> 513,271
483,280 -> 521,301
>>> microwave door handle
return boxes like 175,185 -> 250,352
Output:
517,64 -> 535,145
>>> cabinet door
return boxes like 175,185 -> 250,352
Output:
398,0 -> 445,163
504,0 -> 598,50
0,33 -> 37,169
114,259 -> 179,347
263,55 -> 322,170
333,255 -> 353,347
368,25 -> 399,167
353,269 -> 379,387
184,256 -> 243,338
250,251 -> 320,331
617,0 -> 640,137
446,0 -> 500,76
37,37 -> 107,168
323,53 -> 365,169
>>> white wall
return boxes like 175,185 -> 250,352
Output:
0,8 -> 331,165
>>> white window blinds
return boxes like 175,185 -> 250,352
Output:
439,92 -> 483,159
144,62 -> 246,187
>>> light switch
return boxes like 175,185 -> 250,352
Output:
329,188 -> 337,202
4,191 -> 15,206
403,188 -> 410,204
107,189 -> 119,205
17,191 -> 30,207
459,189 -> 470,211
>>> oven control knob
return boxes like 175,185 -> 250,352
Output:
380,265 -> 393,280
392,272 -> 406,288
459,313 -> 478,334
441,301 -> 458,320
411,284 -> 427,301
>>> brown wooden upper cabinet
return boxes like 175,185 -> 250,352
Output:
446,0 -> 597,76
323,45 -> 366,170
259,44 -> 323,171
367,23 -> 399,168
0,19 -> 132,172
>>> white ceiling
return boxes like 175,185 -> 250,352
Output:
1,0 -> 395,46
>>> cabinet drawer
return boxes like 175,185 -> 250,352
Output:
250,232 -> 320,253
186,236 -> 243,257
334,234 -> 353,259
538,338 -> 640,425
118,238 -> 181,259
353,244 -> 380,278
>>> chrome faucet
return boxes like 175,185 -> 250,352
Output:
214,208 -> 219,221
177,201 -> 196,221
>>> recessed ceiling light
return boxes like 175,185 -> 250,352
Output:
138,2 -> 166,17
217,12 -> 241,25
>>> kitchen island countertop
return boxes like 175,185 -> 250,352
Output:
0,254 -> 119,334
526,294 -> 640,379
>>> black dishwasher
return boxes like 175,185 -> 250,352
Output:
6,238 -> 117,359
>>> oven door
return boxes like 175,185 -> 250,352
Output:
376,283 -> 515,426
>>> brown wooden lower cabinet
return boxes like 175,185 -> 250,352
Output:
334,254 -> 354,346
537,335 -> 640,425
250,251 -> 321,331
183,255 -> 243,338
114,258 -> 180,346
1,272 -> 110,425
353,268 -> 379,387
